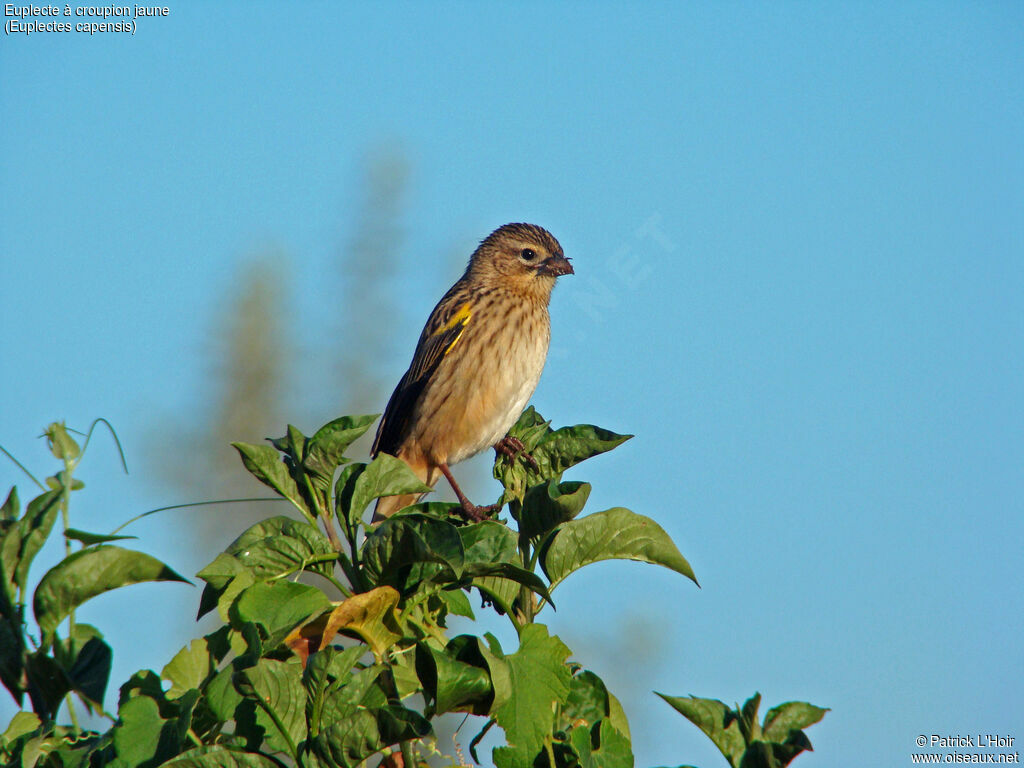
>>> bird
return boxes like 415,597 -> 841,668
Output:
370,222 -> 573,522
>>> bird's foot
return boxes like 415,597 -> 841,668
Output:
494,435 -> 539,471
458,501 -> 501,523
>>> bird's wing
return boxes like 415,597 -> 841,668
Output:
371,301 -> 473,456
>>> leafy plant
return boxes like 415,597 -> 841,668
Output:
656,692 -> 829,768
1,411 -> 826,767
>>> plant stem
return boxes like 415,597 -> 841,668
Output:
400,739 -> 415,767
65,693 -> 81,735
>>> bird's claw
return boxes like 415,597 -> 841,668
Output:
459,501 -> 500,523
495,435 -> 539,471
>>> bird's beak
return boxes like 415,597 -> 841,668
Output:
539,255 -> 574,277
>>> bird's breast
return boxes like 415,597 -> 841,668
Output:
415,299 -> 550,466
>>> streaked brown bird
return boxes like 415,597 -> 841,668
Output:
371,223 -> 573,521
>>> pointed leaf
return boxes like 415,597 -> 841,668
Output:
33,545 -> 189,641
495,409 -> 631,501
162,637 -> 216,699
541,508 -> 698,589
64,528 -> 137,546
24,652 -> 71,720
762,701 -> 829,743
568,719 -> 634,768
231,442 -> 310,520
563,670 -> 611,728
2,710 -> 41,744
268,424 -> 308,462
305,414 -> 379,479
657,693 -> 745,767
195,553 -> 247,620
112,693 -> 182,767
463,562 -> 553,607
336,455 -> 432,529
0,487 -> 17,522
2,490 -> 61,599
67,636 -> 112,709
490,624 -> 573,765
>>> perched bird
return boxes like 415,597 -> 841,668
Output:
371,223 -> 573,521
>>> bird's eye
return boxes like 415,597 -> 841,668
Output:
520,248 -> 537,262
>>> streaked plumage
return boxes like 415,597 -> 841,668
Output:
371,223 -> 572,521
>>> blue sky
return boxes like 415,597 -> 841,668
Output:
2,2 -> 1022,766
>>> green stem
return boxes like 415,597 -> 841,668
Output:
60,456 -> 76,641
400,739 -> 415,766
544,735 -> 557,768
65,693 -> 81,736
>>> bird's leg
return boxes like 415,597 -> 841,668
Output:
494,435 -> 539,471
438,463 -> 499,522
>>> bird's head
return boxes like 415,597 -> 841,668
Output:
467,223 -> 573,299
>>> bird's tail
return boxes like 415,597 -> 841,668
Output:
370,456 -> 439,524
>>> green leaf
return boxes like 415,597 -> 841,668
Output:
162,638 -> 216,700
226,515 -> 336,578
458,522 -> 536,616
568,719 -> 634,768
160,746 -> 283,768
24,652 -> 70,720
761,701 -> 828,742
459,520 -> 518,565
112,694 -> 182,767
438,587 -> 475,619
314,705 -> 431,768
2,710 -> 41,744
67,636 -> 112,710
519,480 -> 591,539
231,580 -> 331,648
33,545 -> 189,641
231,442 -> 310,520
235,657 -> 307,758
540,507 -> 698,590
302,645 -> 366,738
1,489 -> 62,602
563,670 -> 611,729
63,528 -> 137,546
305,415 -> 379,479
495,408 -> 631,501
415,637 -> 493,716
362,514 -> 464,590
335,455 -> 432,530
462,562 -> 554,608
657,693 -> 745,768
490,624 -> 572,767
0,487 -> 17,522
0,613 -> 25,704
204,666 -> 243,723
739,693 -> 762,742
195,553 -> 248,620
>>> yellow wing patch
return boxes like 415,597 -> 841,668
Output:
441,302 -> 472,356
